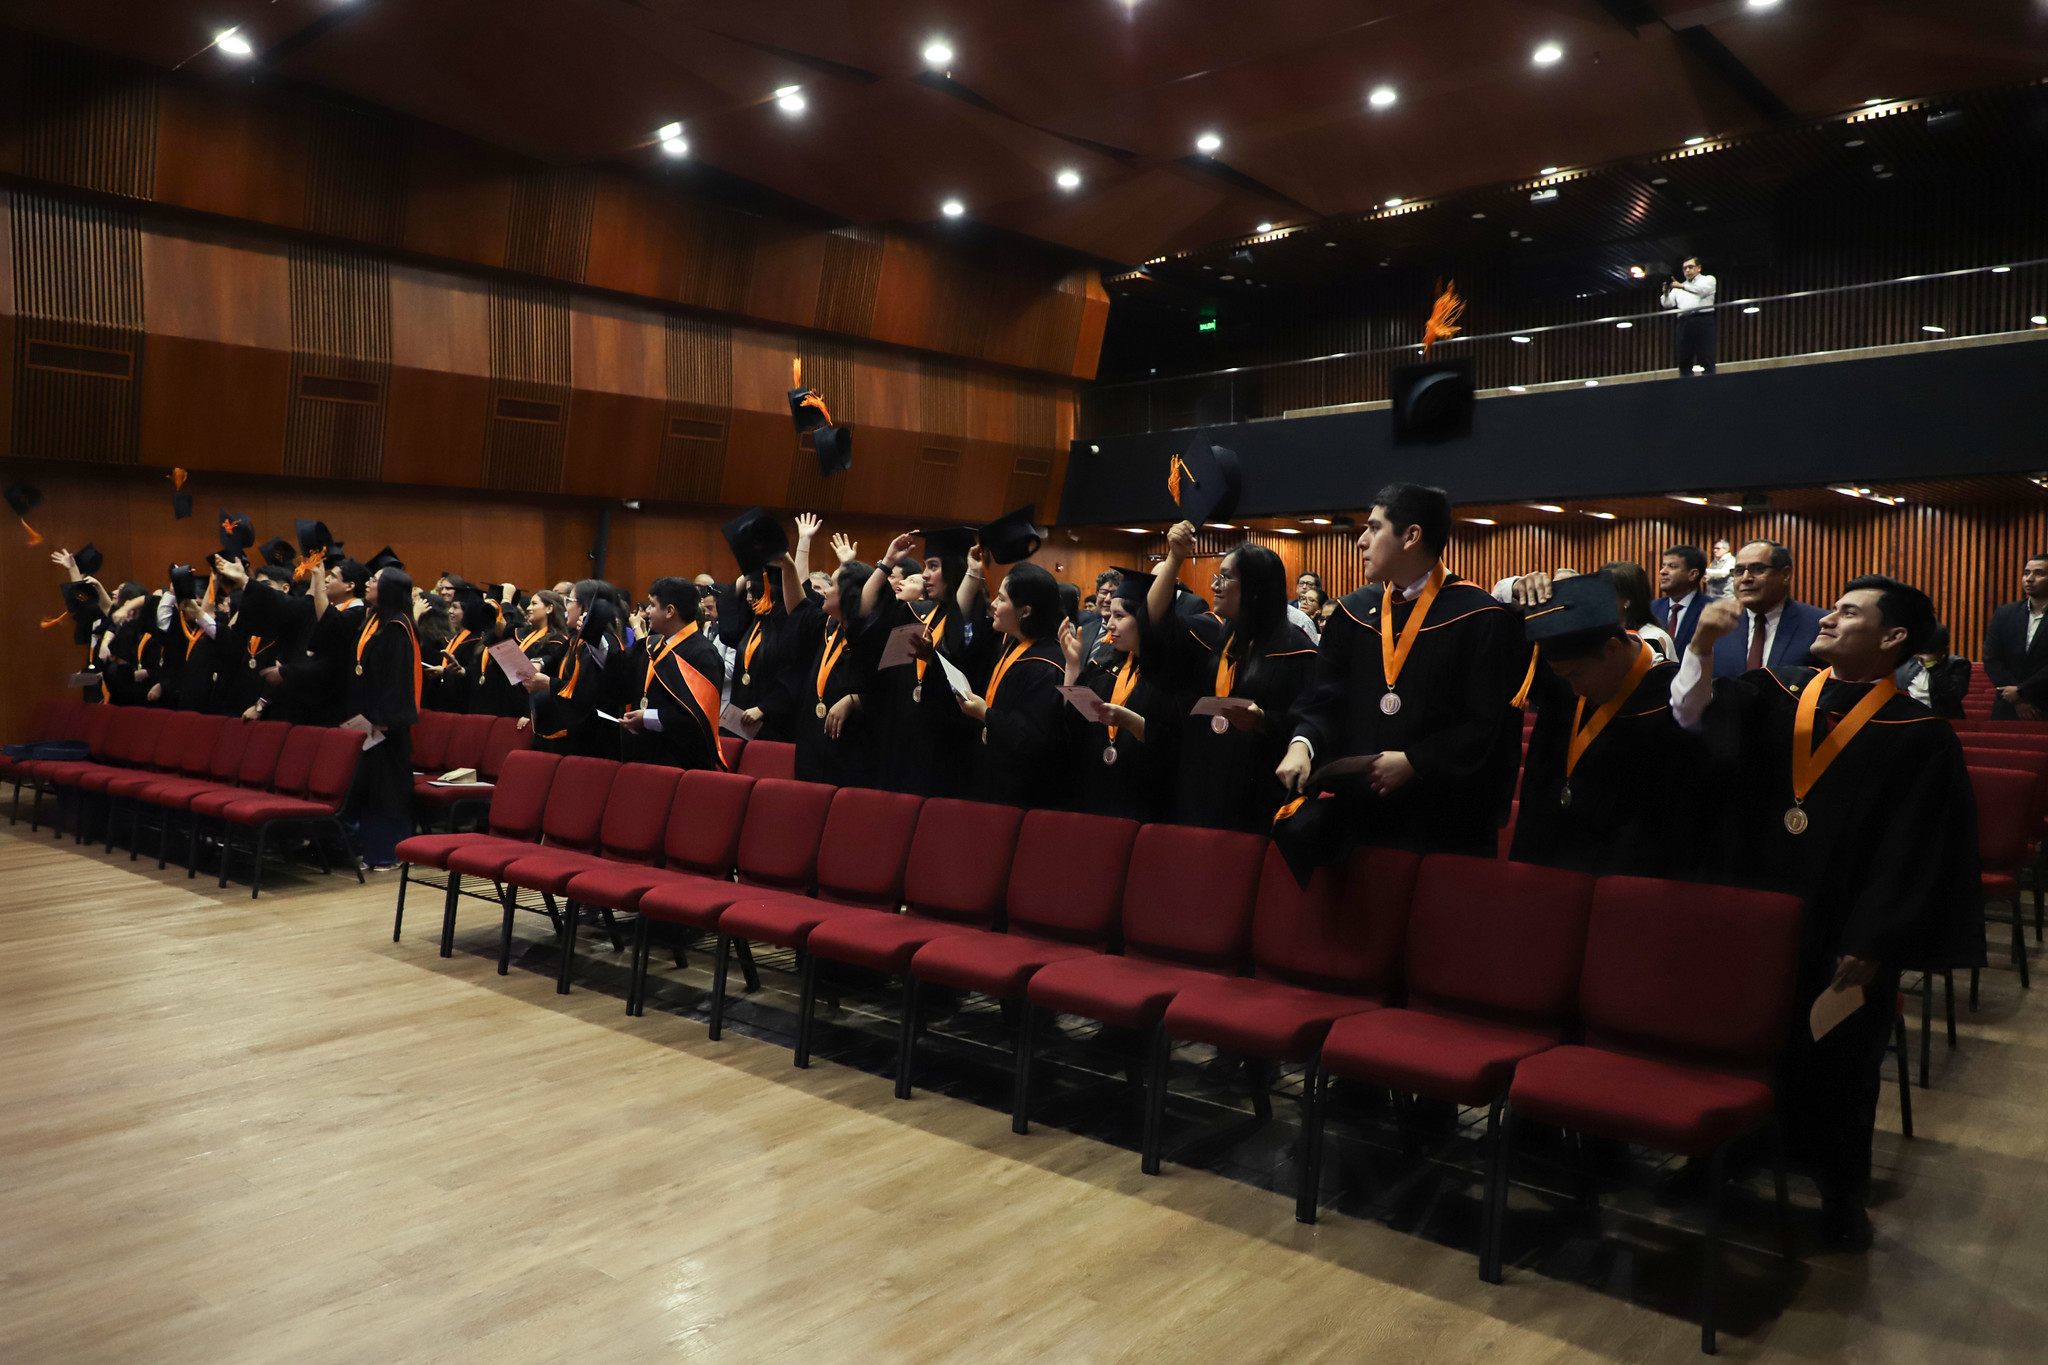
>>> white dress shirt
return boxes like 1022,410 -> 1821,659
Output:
1290,568 -> 1436,759
1661,274 -> 1717,313
1663,591 -> 1697,629
2029,599 -> 2046,650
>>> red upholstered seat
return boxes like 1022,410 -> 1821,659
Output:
804,799 -> 1024,973
500,762 -> 679,894
187,722 -> 292,817
218,793 -> 334,825
1969,764 -> 2035,991
1031,954 -> 1241,1030
1506,1047 -> 1774,1155
392,749 -> 563,947
1324,1009 -> 1562,1106
410,709 -> 456,772
911,932 -> 1102,999
569,770 -> 756,913
445,754 -> 614,880
210,727 -> 367,897
736,740 -> 796,780
713,787 -> 926,951
1165,978 -> 1381,1062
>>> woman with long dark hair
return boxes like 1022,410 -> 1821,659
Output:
348,567 -> 423,871
1602,560 -> 1674,661
953,558 -> 1069,808
716,561 -> 800,743
1062,567 -> 1180,822
858,525 -> 996,797
523,579 -> 629,756
508,590 -> 570,722
1150,524 -> 1319,832
777,515 -> 880,785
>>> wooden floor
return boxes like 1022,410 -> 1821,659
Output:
4,822 -> 2047,1365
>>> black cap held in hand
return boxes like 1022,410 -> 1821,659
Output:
977,505 -> 1047,566
73,542 -> 104,578
720,507 -> 790,577
1169,430 -> 1242,525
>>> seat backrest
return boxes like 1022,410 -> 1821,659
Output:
538,756 -> 617,851
410,709 -> 455,770
487,750 -> 561,838
1969,765 -> 2037,867
268,727 -> 324,795
596,763 -> 684,864
148,711 -> 195,770
1118,824 -> 1268,971
233,721 -> 292,787
737,739 -> 796,781
718,735 -> 744,770
1005,810 -> 1140,945
205,718 -> 254,780
80,703 -> 116,755
477,716 -> 529,780
27,697 -> 61,739
1959,730 -> 2048,752
1406,854 -> 1596,1027
304,728 -> 366,805
815,787 -> 926,908
108,707 -> 160,765
176,714 -> 225,775
443,714 -> 493,773
45,698 -> 90,741
1579,876 -> 1803,1072
1252,845 -> 1421,997
732,778 -> 837,891
660,770 -> 757,875
903,799 -> 1020,925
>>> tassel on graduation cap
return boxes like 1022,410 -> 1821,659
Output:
1421,278 -> 1464,356
5,480 -> 45,546
169,467 -> 193,520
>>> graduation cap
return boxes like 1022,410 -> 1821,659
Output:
74,542 -> 104,578
364,546 -> 405,574
917,526 -> 978,561
258,536 -> 296,570
1390,356 -> 1475,445
579,594 -> 618,646
1110,565 -> 1156,605
977,505 -> 1046,566
1270,792 -> 1348,889
295,518 -> 338,556
235,577 -> 310,638
217,510 -> 255,560
812,423 -> 853,477
5,479 -> 44,546
169,564 -> 202,602
721,507 -> 789,577
170,468 -> 192,520
1168,430 -> 1242,525
1525,570 -> 1625,661
458,593 -> 498,634
59,581 -> 101,646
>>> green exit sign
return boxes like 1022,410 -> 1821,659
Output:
1197,319 -> 1218,333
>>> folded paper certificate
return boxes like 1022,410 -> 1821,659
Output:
877,623 -> 922,670
935,650 -> 974,699
1809,982 -> 1865,1041
721,703 -> 762,740
596,710 -> 622,725
340,714 -> 385,751
1059,686 -> 1112,723
65,671 -> 100,689
488,638 -> 539,684
1190,696 -> 1255,718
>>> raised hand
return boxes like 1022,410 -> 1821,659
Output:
1165,520 -> 1197,561
884,532 -> 918,566
830,532 -> 857,565
1691,596 -> 1743,652
794,512 -> 823,543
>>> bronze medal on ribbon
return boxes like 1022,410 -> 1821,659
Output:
1211,714 -> 1230,734
741,671 -> 750,686
1559,785 -> 1573,808
354,663 -> 364,676
1783,806 -> 1809,835
1380,692 -> 1402,716
248,657 -> 257,669
981,726 -> 989,744
1103,745 -> 1118,765
816,702 -> 828,719
912,683 -> 922,703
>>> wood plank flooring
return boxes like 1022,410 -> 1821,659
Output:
3,821 -> 2046,1364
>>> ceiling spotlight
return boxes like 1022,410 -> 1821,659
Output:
656,122 -> 683,142
2033,315 -> 2048,325
1668,495 -> 1709,505
660,134 -> 689,157
1922,324 -> 1945,333
1743,305 -> 1761,314
1616,321 -> 1633,329
1324,241 -> 1338,247
1384,197 -> 1404,208
216,28 -> 253,58
1055,169 -> 1082,190
1463,517 -> 1498,526
1684,137 -> 1706,146
1532,43 -> 1563,65
1121,528 -> 1151,535
1585,510 -> 1617,520
1368,86 -> 1398,109
1274,527 -> 1302,536
1256,222 -> 1274,233
1748,0 -> 1781,8
1540,166 -> 1560,176
1204,523 -> 1235,530
1628,265 -> 1646,279
1506,385 -> 1528,393
1471,212 -> 1486,219
1650,176 -> 1669,185
940,199 -> 966,218
922,41 -> 954,69
1992,265 -> 2011,274
1584,379 -> 1599,387
1305,517 -> 1332,525
775,86 -> 806,114
1510,335 -> 1532,344
1864,98 -> 1887,106
1195,131 -> 1222,154
1529,504 -> 1563,513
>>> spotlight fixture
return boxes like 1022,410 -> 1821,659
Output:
1204,523 -> 1235,531
1506,385 -> 1528,393
1532,43 -> 1563,65
1628,265 -> 1647,279
1743,306 -> 1761,314
1540,166 -> 1560,175
1922,324 -> 1946,333
1471,212 -> 1486,219
940,199 -> 966,218
1195,131 -> 1222,154
1121,528 -> 1151,535
1991,265 -> 2011,274
1274,527 -> 1302,536
1055,169 -> 1082,190
1510,335 -> 1532,344
1463,517 -> 1498,526
656,122 -> 683,141
1585,510 -> 1616,520
1667,495 -> 1709,505
1256,222 -> 1273,233
775,86 -> 806,114
1368,86 -> 1398,109
1748,0 -> 1781,9
1528,505 -> 1563,514
1684,137 -> 1706,146
216,28 -> 253,58
922,41 -> 953,69
1384,197 -> 1404,208
1616,321 -> 1633,329
2033,316 -> 2048,326
656,123 -> 689,157
1864,98 -> 1887,106
1305,517 -> 1331,525
1584,380 -> 1599,387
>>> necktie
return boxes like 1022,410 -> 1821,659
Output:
1746,610 -> 1767,670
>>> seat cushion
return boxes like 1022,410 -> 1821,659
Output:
74,765 -> 138,794
221,794 -> 335,825
190,786 -> 269,819
637,878 -> 760,930
499,851 -> 610,894
805,912 -> 982,974
129,777 -> 234,809
395,832 -> 535,870
1507,1045 -> 1775,1157
444,841 -> 558,880
563,864 -> 707,912
1984,871 -> 2019,900
910,930 -> 1104,999
1028,955 -> 1228,1031
1164,979 -> 1382,1063
1321,1008 -> 1560,1106
413,780 -> 495,807
105,771 -> 177,800
41,760 -> 112,786
718,894 -> 876,950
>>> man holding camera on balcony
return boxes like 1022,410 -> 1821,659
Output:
1661,256 -> 1718,377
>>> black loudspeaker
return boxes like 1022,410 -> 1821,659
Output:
1390,357 -> 1474,445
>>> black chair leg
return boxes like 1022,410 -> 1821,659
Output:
1477,1093 -> 1507,1281
893,975 -> 922,1100
1702,1143 -> 1727,1355
1295,1057 -> 1325,1226
394,864 -> 411,942
554,898 -> 579,995
1249,1058 -> 1273,1122
1491,1105 -> 1517,1281
626,915 -> 650,1015
1011,1002 -> 1038,1135
1768,1120 -> 1794,1262
187,814 -> 201,877
794,952 -> 819,1068
1920,973 -> 1932,1089
2015,897 -> 2031,989
217,824 -> 234,889
708,933 -> 731,1041
1970,966 -> 1979,1012
440,872 -> 463,958
249,824 -> 267,899
497,882 -> 519,976
734,938 -> 762,993
1945,971 -> 1957,1046
1140,1022 -> 1172,1176
1894,1016 -> 1915,1140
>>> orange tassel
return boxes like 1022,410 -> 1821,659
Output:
1167,456 -> 1186,507
22,517 -> 43,546
293,549 -> 324,583
170,467 -> 188,490
1421,279 -> 1465,356
41,613 -> 68,629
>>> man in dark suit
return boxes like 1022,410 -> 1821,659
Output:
1076,569 -> 1120,664
1654,544 -> 1709,651
1895,624 -> 1971,720
1708,538 -> 1826,678
1982,553 -> 2048,720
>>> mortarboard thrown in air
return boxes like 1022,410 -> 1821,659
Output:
977,505 -> 1047,565
1168,430 -> 1242,526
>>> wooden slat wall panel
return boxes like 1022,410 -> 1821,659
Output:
816,226 -> 884,338
9,191 -> 144,463
302,100 -> 409,249
654,314 -> 733,504
19,35 -> 154,200
283,244 -> 390,481
503,166 -> 595,284
480,283 -> 571,492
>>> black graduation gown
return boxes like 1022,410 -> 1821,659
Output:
345,616 -> 421,821
171,619 -> 214,712
1156,616 -> 1319,834
531,635 -> 628,758
102,618 -> 152,706
862,598 -> 999,799
496,628 -> 567,718
423,629 -> 484,714
963,636 -> 1069,809
272,599 -> 365,726
215,594 -> 312,718
720,595 -> 801,743
1291,577 -> 1523,857
1066,655 -> 1179,823
619,626 -> 728,771
1511,657 -> 1714,878
785,600 -> 881,787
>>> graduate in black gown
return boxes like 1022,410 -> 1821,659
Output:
1676,577 -> 1982,1249
620,576 -> 729,771
1280,483 -> 1523,860
422,591 -> 490,716
346,567 -> 423,871
776,515 -> 880,786
524,580 -> 629,757
952,555 -> 1069,810
1505,570 -> 1712,877
508,591 -> 570,725
713,509 -> 801,744
227,568 -> 317,721
269,557 -> 368,726
1061,566 -> 1180,823
1147,526 -> 1318,833
858,526 -> 997,798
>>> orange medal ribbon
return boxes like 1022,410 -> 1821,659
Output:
1785,668 -> 1898,831
644,624 -> 694,695
357,615 -> 423,708
915,608 -> 947,684
985,639 -> 1032,706
1106,656 -> 1141,745
1511,644 -> 1539,709
1379,564 -> 1447,702
1563,643 -> 1656,790
1214,645 -> 1239,699
814,626 -> 849,702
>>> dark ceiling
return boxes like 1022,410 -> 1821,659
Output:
4,0 -> 2044,268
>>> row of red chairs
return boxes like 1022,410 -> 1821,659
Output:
395,748 -> 1806,1352
3,699 -> 363,897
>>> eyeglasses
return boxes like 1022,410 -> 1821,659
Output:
1210,572 -> 1237,588
1731,563 -> 1780,578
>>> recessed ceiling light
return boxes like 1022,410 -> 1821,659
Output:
1743,306 -> 1761,314
1922,324 -> 1945,333
1864,98 -> 1887,106
776,87 -> 806,114
216,28 -> 253,58
1628,265 -> 1646,279
1274,527 -> 1302,535
1471,212 -> 1486,219
2033,315 -> 2047,325
1540,166 -> 1559,175
1684,137 -> 1706,146
1530,504 -> 1563,513
1384,197 -> 1404,208
1324,241 -> 1337,247
1256,222 -> 1273,233
1510,335 -> 1532,344
1055,169 -> 1082,190
1464,517 -> 1498,525
656,122 -> 683,142
1991,265 -> 2011,274
1616,321 -> 1633,329
1218,274 -> 1235,281
940,199 -> 965,218
1748,0 -> 1781,9
1844,139 -> 1865,147
1195,131 -> 1222,154
1506,385 -> 1528,393
1368,86 -> 1398,109
1650,176 -> 1668,185
1668,494 -> 1709,505
1305,517 -> 1332,525
660,134 -> 689,157
1693,204 -> 1709,212
1584,380 -> 1599,387
1532,43 -> 1563,65
922,41 -> 953,68
1205,523 -> 1235,530
1121,528 -> 1150,535
1585,510 -> 1617,519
